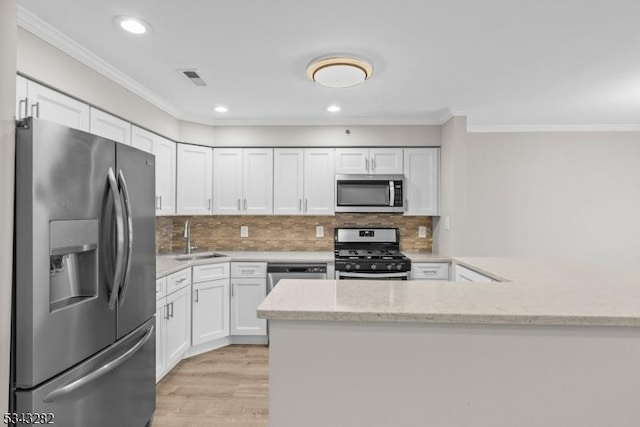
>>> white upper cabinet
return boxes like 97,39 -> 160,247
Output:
89,108 -> 131,145
132,126 -> 176,215
177,143 -> 213,215
273,149 -> 304,215
369,148 -> 403,174
15,75 -> 27,120
243,149 -> 273,215
21,79 -> 90,131
213,148 -> 243,215
304,148 -> 335,215
403,148 -> 439,216
213,148 -> 273,215
335,148 -> 402,175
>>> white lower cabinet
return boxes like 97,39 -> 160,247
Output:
411,262 -> 450,280
156,270 -> 192,382
454,264 -> 496,282
230,262 -> 267,336
192,263 -> 230,345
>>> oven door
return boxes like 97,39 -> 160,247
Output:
336,271 -> 409,281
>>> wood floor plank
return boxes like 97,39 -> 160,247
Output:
152,345 -> 269,426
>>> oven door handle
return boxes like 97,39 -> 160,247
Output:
338,271 -> 409,279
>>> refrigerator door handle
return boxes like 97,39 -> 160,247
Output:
43,325 -> 154,403
108,168 -> 126,310
117,170 -> 134,306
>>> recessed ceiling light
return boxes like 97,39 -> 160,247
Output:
214,106 -> 229,113
113,16 -> 152,35
307,55 -> 373,88
327,105 -> 341,113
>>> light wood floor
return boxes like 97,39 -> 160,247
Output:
152,345 -> 269,427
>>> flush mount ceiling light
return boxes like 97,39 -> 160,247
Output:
327,105 -> 341,113
113,16 -> 152,35
307,55 -> 373,88
214,106 -> 229,113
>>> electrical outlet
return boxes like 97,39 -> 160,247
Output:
443,216 -> 450,231
240,225 -> 249,238
316,226 -> 324,238
418,226 -> 427,238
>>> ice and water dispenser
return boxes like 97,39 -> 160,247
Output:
49,219 -> 99,311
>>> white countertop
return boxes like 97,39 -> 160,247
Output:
257,257 -> 640,327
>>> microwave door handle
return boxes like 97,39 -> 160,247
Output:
389,180 -> 395,207
107,168 -> 125,310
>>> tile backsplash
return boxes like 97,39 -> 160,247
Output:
156,214 -> 432,254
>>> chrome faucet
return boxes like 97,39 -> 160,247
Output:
183,220 -> 198,254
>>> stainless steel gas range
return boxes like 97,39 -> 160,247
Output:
334,227 -> 411,280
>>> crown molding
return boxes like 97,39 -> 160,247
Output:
467,123 -> 640,133
17,6 -> 182,118
180,113 -> 445,127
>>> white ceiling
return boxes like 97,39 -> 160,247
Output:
16,0 -> 640,129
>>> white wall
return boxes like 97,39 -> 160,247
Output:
17,28 -> 180,140
0,0 -> 17,413
437,117 -> 640,273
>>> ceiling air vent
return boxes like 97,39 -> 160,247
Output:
178,69 -> 207,87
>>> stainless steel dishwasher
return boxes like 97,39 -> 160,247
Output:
267,263 -> 328,293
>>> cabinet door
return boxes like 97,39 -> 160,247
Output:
243,148 -> 273,215
154,136 -> 177,215
230,278 -> 267,336
155,300 -> 166,382
404,148 -> 439,216
177,143 -> 212,215
369,148 -> 403,174
274,149 -> 304,215
16,75 -> 28,120
304,148 -> 335,215
192,279 -> 230,345
26,80 -> 90,131
131,125 -> 154,154
334,148 -> 369,174
213,148 -> 243,215
89,107 -> 131,145
454,265 -> 495,283
165,286 -> 192,368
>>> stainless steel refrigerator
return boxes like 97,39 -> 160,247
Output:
11,118 -> 156,426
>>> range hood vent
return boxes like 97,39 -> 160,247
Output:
178,69 -> 207,86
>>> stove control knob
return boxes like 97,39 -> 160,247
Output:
371,264 -> 377,270
387,264 -> 394,270
345,264 -> 352,270
355,264 -> 361,270
396,264 -> 403,271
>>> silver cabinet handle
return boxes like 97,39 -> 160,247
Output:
170,302 -> 174,318
237,199 -> 241,211
365,158 -> 369,172
371,158 -> 376,171
31,102 -> 40,118
194,289 -> 199,303
304,199 -> 308,213
176,277 -> 187,283
117,169 -> 134,306
18,99 -> 27,120
208,198 -> 211,210
44,326 -> 154,403
405,199 -> 408,212
164,304 -> 170,320
231,283 -> 235,297
299,199 -> 302,213
107,168 -> 125,311
243,198 -> 247,211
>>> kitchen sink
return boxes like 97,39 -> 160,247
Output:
174,253 -> 227,261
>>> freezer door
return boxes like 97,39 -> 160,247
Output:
116,143 -> 156,339
14,118 -> 117,388
15,318 -> 156,427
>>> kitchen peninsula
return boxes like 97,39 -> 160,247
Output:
258,258 -> 640,427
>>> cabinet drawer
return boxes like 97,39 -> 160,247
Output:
454,264 -> 496,283
156,277 -> 167,300
231,262 -> 267,278
193,262 -> 230,283
411,262 -> 449,280
166,268 -> 192,295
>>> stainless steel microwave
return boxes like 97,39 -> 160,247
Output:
335,174 -> 405,213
